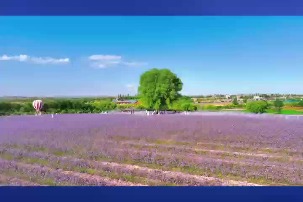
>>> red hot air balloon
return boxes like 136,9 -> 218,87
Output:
32,100 -> 44,116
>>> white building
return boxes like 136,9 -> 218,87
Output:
253,96 -> 262,101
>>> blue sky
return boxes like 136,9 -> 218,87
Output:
0,17 -> 302,96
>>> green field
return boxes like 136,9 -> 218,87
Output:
266,109 -> 303,115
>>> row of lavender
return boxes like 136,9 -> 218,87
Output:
0,114 -> 303,185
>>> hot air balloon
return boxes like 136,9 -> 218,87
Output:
33,100 -> 43,116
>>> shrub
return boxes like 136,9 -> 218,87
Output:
273,99 -> 284,113
246,100 -> 269,114
297,100 -> 303,107
135,104 -> 146,110
180,103 -> 197,111
203,105 -> 220,111
232,98 -> 239,105
171,97 -> 197,112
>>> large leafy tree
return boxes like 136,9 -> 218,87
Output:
138,68 -> 183,111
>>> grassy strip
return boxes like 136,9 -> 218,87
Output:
266,109 -> 303,115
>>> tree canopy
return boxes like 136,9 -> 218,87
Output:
171,96 -> 197,111
246,100 -> 269,114
232,97 -> 239,105
273,99 -> 284,113
138,68 -> 183,110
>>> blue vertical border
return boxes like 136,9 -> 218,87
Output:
0,187 -> 303,202
1,0 -> 303,202
1,0 -> 303,15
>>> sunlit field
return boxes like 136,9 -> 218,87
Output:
0,113 -> 303,186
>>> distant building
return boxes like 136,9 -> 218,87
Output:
235,95 -> 244,103
253,96 -> 264,101
225,95 -> 231,99
192,98 -> 198,103
112,98 -> 138,105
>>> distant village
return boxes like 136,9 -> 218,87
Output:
112,94 -> 139,105
110,93 -> 303,107
191,94 -> 303,106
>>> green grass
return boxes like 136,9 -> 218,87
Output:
280,109 -> 303,115
198,106 -> 303,115
266,109 -> 303,115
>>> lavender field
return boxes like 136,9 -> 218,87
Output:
0,113 -> 303,186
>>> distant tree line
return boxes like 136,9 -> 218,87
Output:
2,97 -> 302,116
0,98 -> 117,115
0,95 -> 198,116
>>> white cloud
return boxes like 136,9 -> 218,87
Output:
88,54 -> 147,69
0,54 -> 29,62
31,57 -> 70,64
89,55 -> 122,61
0,54 -> 70,65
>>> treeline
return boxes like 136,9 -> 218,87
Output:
198,99 -> 303,114
0,99 -> 117,115
0,96 -> 198,116
2,97 -> 302,116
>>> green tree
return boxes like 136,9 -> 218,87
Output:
246,100 -> 269,114
296,100 -> 303,107
181,103 -> 197,111
138,68 -> 183,111
273,99 -> 284,113
23,102 -> 34,113
232,97 -> 239,105
171,96 -> 197,112
91,100 -> 117,112
0,102 -> 12,115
